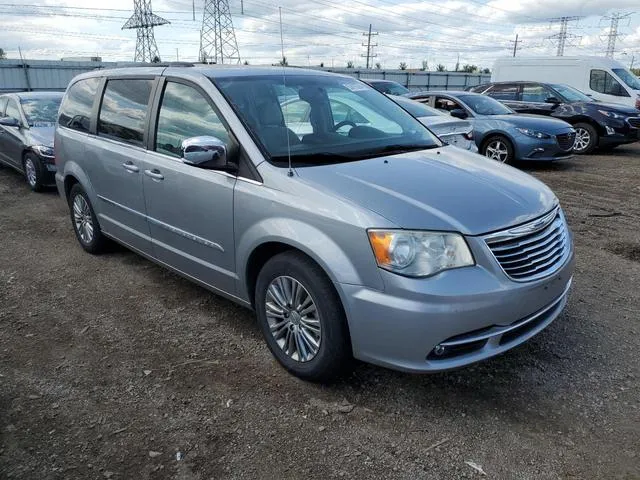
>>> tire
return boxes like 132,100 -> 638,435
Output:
573,122 -> 598,154
23,153 -> 45,192
255,251 -> 351,382
68,184 -> 107,254
481,135 -> 514,164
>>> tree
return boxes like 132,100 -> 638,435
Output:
632,68 -> 640,76
462,64 -> 478,73
420,59 -> 428,71
399,62 -> 407,70
243,60 -> 249,65
320,62 -> 324,67
346,60 -> 354,68
436,64 -> 446,72
279,56 -> 288,66
0,48 -> 5,60
375,62 -> 381,69
481,67 -> 491,74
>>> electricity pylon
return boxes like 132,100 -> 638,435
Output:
199,0 -> 241,64
122,0 -> 169,62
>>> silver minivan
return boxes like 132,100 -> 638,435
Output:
55,66 -> 574,381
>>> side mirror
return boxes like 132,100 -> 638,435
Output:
0,116 -> 21,127
450,108 -> 468,119
181,136 -> 233,171
545,96 -> 561,104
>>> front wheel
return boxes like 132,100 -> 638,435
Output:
573,123 -> 598,154
482,135 -> 514,164
23,154 -> 45,192
255,251 -> 351,382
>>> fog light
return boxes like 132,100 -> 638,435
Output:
433,345 -> 446,356
605,126 -> 615,135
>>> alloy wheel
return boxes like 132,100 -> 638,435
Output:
485,140 -> 509,162
265,276 -> 321,363
25,158 -> 37,187
72,195 -> 94,244
573,127 -> 591,152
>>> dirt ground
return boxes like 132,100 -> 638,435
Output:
1,144 -> 639,480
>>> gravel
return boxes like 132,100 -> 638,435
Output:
1,145 -> 639,479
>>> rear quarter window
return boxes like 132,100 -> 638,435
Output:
58,77 -> 101,133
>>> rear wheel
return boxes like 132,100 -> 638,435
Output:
482,135 -> 514,164
573,123 -> 598,154
23,153 -> 45,192
255,251 -> 351,382
69,184 -> 108,254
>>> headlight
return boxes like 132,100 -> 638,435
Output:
33,145 -> 54,157
597,110 -> 624,119
516,128 -> 551,139
368,230 -> 474,277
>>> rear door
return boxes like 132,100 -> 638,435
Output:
82,77 -> 155,253
141,78 -> 237,294
0,96 -> 10,164
517,83 -> 558,115
483,83 -> 522,111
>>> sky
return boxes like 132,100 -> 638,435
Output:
0,0 -> 639,70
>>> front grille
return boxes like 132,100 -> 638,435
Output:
628,117 -> 640,128
484,208 -> 570,282
556,132 -> 576,151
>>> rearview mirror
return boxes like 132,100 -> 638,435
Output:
181,136 -> 233,171
450,109 -> 468,119
545,96 -> 561,104
0,116 -> 21,127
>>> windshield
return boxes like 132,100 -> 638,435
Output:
612,68 -> 640,90
20,97 -> 62,125
550,84 -> 593,102
393,96 -> 440,117
214,74 -> 440,166
458,95 -> 513,115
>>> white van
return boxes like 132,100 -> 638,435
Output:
492,56 -> 640,109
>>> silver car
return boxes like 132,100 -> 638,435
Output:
55,66 -> 574,381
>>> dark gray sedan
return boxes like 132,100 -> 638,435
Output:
409,91 -> 576,164
0,91 -> 62,191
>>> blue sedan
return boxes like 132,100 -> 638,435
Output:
408,91 -> 576,164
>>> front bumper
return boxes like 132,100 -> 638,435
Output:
37,156 -> 57,186
598,121 -> 640,147
515,134 -> 575,161
338,242 -> 574,373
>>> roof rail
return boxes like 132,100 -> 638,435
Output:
132,62 -> 196,67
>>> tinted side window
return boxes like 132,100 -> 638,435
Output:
486,84 -> 519,100
99,79 -> 153,146
58,77 -> 100,132
590,70 -> 629,97
522,84 -> 554,102
155,82 -> 229,158
435,97 -> 462,112
0,97 -> 8,116
5,99 -> 21,121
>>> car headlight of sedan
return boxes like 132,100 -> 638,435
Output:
516,128 -> 551,139
368,230 -> 474,277
33,145 -> 54,158
597,110 -> 625,120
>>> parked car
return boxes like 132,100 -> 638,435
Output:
391,95 -> 477,152
55,66 -> 574,381
491,56 -> 640,109
362,79 -> 410,96
409,91 -> 576,164
469,81 -> 640,154
0,91 -> 63,191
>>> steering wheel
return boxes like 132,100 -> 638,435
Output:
333,120 -> 357,132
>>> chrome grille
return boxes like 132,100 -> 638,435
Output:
484,207 -> 570,282
556,132 -> 576,151
628,117 -> 640,128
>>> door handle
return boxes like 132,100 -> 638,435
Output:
144,169 -> 164,181
122,162 -> 139,173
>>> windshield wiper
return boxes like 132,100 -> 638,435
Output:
372,143 -> 439,155
271,152 -> 357,165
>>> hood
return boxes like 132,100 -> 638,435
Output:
486,114 -> 574,132
296,147 -> 557,235
25,125 -> 55,147
418,116 -> 472,135
587,101 -> 640,115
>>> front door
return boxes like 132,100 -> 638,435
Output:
0,98 -> 26,167
142,80 -> 237,294
83,77 -> 155,253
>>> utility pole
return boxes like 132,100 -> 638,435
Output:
122,0 -> 169,62
200,0 -> 241,64
361,24 -> 378,70
510,34 -> 521,57
603,13 -> 632,58
548,16 -> 581,57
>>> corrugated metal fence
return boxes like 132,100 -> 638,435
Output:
319,68 -> 491,91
